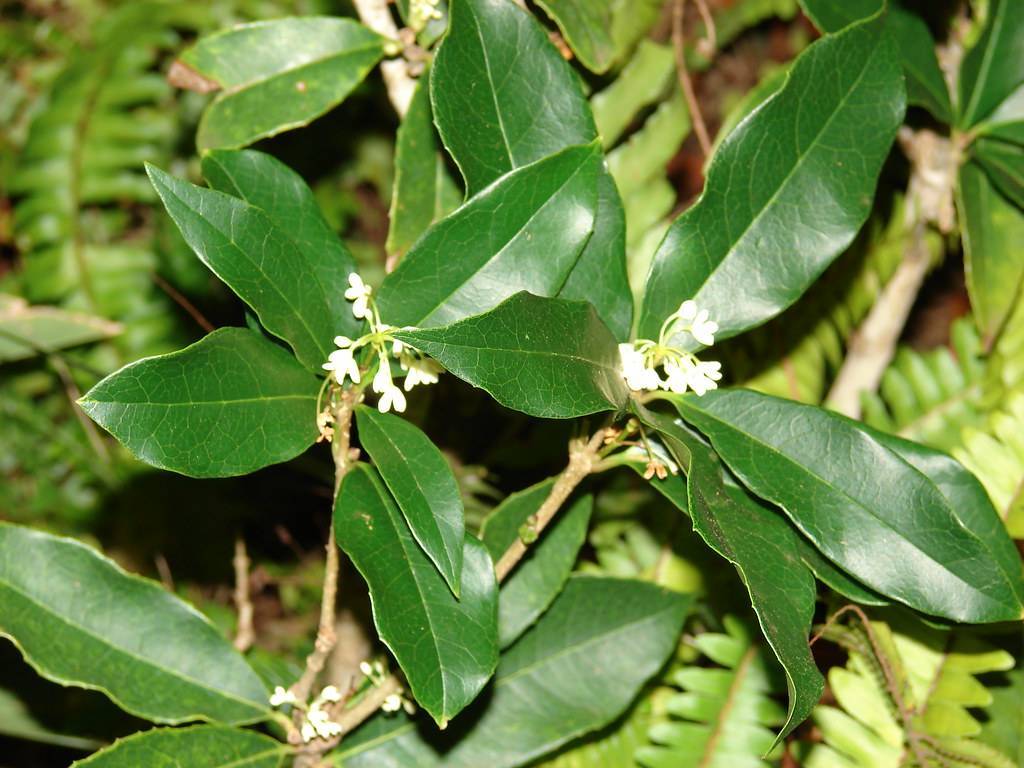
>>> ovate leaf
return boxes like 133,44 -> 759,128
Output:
638,14 -> 904,346
355,405 -> 465,596
481,481 -> 592,647
0,524 -> 270,725
80,328 -> 319,478
73,725 -> 289,767
674,389 -> 1024,623
957,160 -> 1024,346
640,407 -> 823,741
0,295 -> 120,363
177,17 -> 384,150
376,144 -> 600,329
334,465 -> 497,726
335,576 -> 690,768
394,292 -> 628,419
431,0 -> 632,338
201,148 -> 361,341
957,0 -> 1024,129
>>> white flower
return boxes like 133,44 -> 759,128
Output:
676,300 -> 698,322
307,705 -> 342,738
382,693 -> 403,713
318,685 -> 342,704
345,272 -> 372,320
662,358 -> 694,394
301,721 -> 317,742
689,309 -> 718,348
378,385 -> 407,414
619,343 -> 662,392
269,686 -> 296,707
359,661 -> 374,677
322,346 -> 361,385
686,360 -> 722,396
402,358 -> 442,391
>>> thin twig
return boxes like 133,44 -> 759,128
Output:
48,354 -> 111,467
494,428 -> 608,581
309,426 -> 611,747
672,0 -> 712,158
290,389 -> 356,722
233,536 -> 255,653
153,273 -> 215,334
351,0 -> 416,117
154,553 -> 175,593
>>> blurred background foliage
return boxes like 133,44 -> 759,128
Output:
0,0 -> 1021,765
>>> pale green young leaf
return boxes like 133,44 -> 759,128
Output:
394,292 -> 629,419
178,17 -> 385,150
334,465 -> 497,725
80,328 -> 320,478
977,84 -> 1024,144
957,0 -> 1024,129
0,524 -> 270,726
355,406 -> 465,596
0,295 -> 120,363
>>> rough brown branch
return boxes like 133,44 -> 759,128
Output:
290,389 -> 356,725
232,536 -> 255,652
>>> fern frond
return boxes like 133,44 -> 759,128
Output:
859,319 -> 987,451
797,614 -> 1017,768
953,392 -> 1024,537
635,616 -> 785,768
9,2 -> 199,361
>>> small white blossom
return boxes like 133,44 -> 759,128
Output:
382,693 -> 403,713
301,721 -> 317,742
269,686 -> 296,707
345,272 -> 372,320
322,346 -> 361,385
402,357 -> 442,391
359,661 -> 375,677
318,685 -> 343,704
619,343 -> 663,392
373,355 -> 408,413
689,309 -> 718,348
686,359 -> 722,396
306,704 -> 342,738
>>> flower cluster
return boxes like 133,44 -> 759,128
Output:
618,300 -> 722,396
359,660 -> 415,716
268,685 -> 344,743
322,273 -> 443,415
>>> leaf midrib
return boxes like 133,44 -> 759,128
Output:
82,394 -> 313,408
218,40 -> 383,95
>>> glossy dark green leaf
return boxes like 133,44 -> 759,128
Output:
80,328 -> 319,478
973,138 -> 1024,209
73,726 -> 289,767
674,388 -> 1024,623
201,148 -> 361,340
334,465 -> 497,726
178,17 -> 384,150
0,295 -> 120,363
430,0 -> 632,339
865,425 -> 1024,607
957,0 -> 1024,128
0,524 -> 270,725
355,405 -> 465,596
534,0 -> 615,73
797,0 -> 882,33
957,160 -> 1024,346
638,15 -> 904,346
386,73 -> 460,261
481,481 -> 592,647
792,534 -> 888,607
394,292 -> 628,419
978,84 -> 1024,144
638,407 -> 822,741
147,164 -> 344,370
335,576 -> 690,768
888,6 -> 951,122
376,144 -> 600,329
